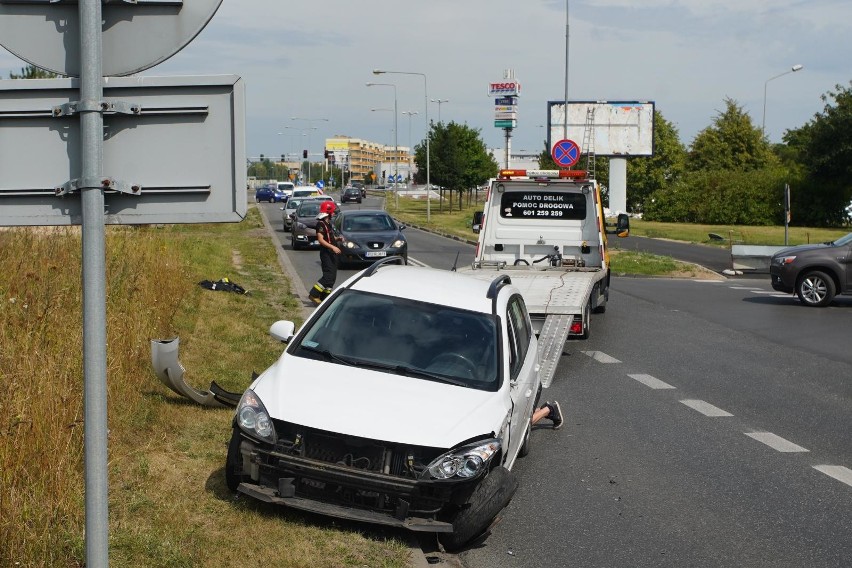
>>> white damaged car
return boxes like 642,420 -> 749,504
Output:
225,258 -> 542,550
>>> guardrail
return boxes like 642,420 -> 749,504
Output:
730,244 -> 787,273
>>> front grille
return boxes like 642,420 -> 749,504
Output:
250,421 -> 459,515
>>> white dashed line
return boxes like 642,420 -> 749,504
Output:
745,432 -> 809,453
680,399 -> 733,417
628,373 -> 676,390
750,290 -> 784,295
813,465 -> 852,488
581,351 -> 621,364
730,286 -> 761,290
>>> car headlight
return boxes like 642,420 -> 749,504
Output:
295,222 -> 306,230
391,239 -> 405,248
344,241 -> 356,249
235,389 -> 277,445
774,255 -> 796,266
423,439 -> 501,480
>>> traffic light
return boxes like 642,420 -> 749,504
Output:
302,149 -> 308,159
280,154 -> 285,162
324,150 -> 330,159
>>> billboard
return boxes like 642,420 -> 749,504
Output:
546,101 -> 655,157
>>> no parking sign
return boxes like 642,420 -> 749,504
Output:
551,139 -> 581,168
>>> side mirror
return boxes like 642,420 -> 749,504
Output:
472,211 -> 484,234
606,213 -> 630,237
270,320 -> 296,343
616,213 -> 630,237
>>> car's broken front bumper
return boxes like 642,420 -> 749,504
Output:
233,429 -> 482,532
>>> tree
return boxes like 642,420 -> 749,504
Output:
782,81 -> 852,226
8,64 -> 60,79
413,121 -> 498,211
688,97 -> 777,172
625,110 -> 687,213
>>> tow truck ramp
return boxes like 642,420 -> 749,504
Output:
537,314 -> 573,388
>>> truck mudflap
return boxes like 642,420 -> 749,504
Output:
237,482 -> 455,533
537,314 -> 573,388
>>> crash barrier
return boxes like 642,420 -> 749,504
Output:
730,245 -> 787,273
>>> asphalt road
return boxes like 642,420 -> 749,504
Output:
254,197 -> 852,568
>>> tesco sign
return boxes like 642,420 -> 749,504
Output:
488,81 -> 521,96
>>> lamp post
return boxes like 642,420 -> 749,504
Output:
402,110 -> 418,183
366,82 -> 398,197
430,99 -> 448,123
282,126 -> 317,184
762,64 -> 804,139
290,117 -> 328,185
374,69 -> 430,222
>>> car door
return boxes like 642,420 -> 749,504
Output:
504,294 -> 539,468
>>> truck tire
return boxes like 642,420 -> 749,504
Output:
581,302 -> 591,340
796,270 -> 836,307
593,282 -> 608,314
439,466 -> 518,552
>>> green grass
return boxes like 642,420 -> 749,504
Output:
0,208 -> 412,567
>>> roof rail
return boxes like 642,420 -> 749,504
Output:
360,255 -> 406,278
486,275 -> 512,299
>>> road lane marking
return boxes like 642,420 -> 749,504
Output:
750,290 -> 784,295
628,373 -> 676,390
813,465 -> 852,488
745,432 -> 809,453
730,286 -> 761,290
680,399 -> 733,417
581,351 -> 621,364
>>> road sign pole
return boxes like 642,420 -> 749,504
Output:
79,1 -> 109,566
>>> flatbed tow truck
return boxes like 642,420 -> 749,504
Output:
459,169 -> 629,387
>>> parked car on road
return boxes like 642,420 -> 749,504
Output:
290,199 -> 329,250
340,187 -> 363,204
334,210 -> 407,265
255,184 -> 286,203
770,231 -> 852,306
225,258 -> 542,551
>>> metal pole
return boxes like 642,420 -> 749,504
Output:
563,0 -> 569,140
79,0 -> 109,566
393,93 -> 399,209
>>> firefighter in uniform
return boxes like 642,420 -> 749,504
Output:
309,200 -> 341,304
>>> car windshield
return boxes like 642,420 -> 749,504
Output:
286,199 -> 302,211
833,232 -> 852,246
297,202 -> 321,217
292,290 -> 499,390
342,214 -> 395,232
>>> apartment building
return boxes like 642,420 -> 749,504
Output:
325,136 -> 412,184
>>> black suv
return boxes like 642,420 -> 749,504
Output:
341,187 -> 362,204
770,232 -> 852,306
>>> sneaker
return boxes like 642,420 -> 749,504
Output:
546,401 -> 563,429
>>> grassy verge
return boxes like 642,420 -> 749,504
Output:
0,208 -> 410,567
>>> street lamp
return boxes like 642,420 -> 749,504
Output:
290,117 -> 328,185
282,125 -> 317,184
430,99 -> 448,123
402,110 -> 419,182
374,69 -> 431,222
762,64 -> 804,139
366,82 -> 398,195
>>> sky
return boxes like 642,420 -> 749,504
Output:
2,0 -> 850,162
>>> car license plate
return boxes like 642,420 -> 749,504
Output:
365,251 -> 386,258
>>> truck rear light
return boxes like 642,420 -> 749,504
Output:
569,318 -> 583,334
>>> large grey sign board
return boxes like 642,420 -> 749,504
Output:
0,74 -> 246,226
0,0 -> 223,77
546,100 -> 655,157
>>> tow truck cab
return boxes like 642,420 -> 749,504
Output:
472,169 -> 629,270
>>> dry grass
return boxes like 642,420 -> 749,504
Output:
0,209 -> 411,567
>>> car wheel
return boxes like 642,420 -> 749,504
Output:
796,270 -> 836,307
291,234 -> 301,250
438,466 -> 518,552
225,427 -> 246,492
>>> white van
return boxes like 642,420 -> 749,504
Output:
277,182 -> 296,200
